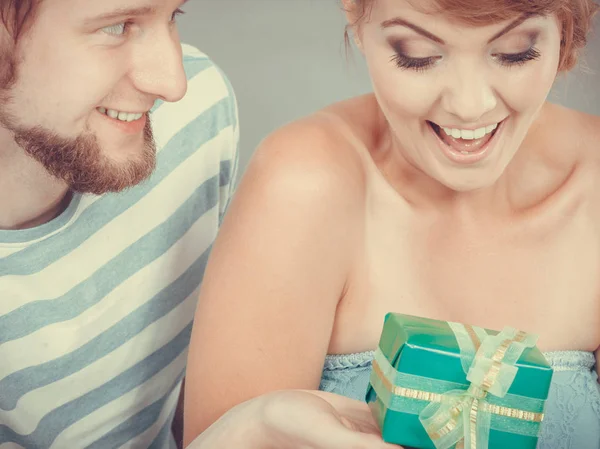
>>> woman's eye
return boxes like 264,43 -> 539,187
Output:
390,47 -> 541,72
102,22 -> 129,36
391,53 -> 441,72
494,47 -> 542,67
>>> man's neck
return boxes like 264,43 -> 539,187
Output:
0,129 -> 71,231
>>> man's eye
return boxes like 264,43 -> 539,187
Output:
102,22 -> 129,36
171,8 -> 185,23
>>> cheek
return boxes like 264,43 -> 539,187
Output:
15,45 -> 126,128
497,31 -> 561,112
499,56 -> 559,113
365,50 -> 439,121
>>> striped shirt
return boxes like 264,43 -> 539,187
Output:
0,44 -> 239,449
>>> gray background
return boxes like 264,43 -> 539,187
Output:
178,0 -> 600,173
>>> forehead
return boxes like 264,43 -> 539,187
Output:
364,0 -> 557,41
37,0 -> 179,20
368,0 -> 558,25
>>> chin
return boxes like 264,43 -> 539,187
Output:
70,153 -> 157,195
435,169 -> 505,193
99,132 -> 149,155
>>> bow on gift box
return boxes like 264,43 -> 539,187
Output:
419,324 -> 539,449
371,323 -> 547,449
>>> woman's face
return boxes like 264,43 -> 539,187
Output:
353,0 -> 562,191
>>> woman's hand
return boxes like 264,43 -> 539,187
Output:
186,390 -> 401,449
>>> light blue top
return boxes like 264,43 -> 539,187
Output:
320,350 -> 600,449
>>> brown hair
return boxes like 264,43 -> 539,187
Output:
344,0 -> 600,71
0,0 -> 42,88
1,0 -> 41,41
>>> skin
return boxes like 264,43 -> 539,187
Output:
184,0 -> 600,444
0,0 -> 188,230
185,390 -> 398,449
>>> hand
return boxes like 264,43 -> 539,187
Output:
186,390 -> 402,449
258,390 -> 401,449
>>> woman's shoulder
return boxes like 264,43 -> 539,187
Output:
260,93 -> 379,158
540,102 -> 600,160
542,103 -> 600,213
246,95 -> 380,206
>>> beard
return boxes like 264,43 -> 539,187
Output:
0,74 -> 157,195
0,111 -> 157,195
9,119 -> 157,195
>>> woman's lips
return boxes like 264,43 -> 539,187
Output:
427,119 -> 506,165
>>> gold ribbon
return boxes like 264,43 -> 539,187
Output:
371,360 -> 544,424
372,324 -> 543,449
420,326 -> 539,449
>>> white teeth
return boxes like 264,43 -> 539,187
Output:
441,123 -> 499,140
473,127 -> 486,139
97,108 -> 144,122
461,129 -> 474,140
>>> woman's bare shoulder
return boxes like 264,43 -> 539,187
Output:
541,102 -> 600,158
544,104 -> 600,211
248,95 -> 380,204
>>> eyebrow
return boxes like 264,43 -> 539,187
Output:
380,13 -> 540,45
83,6 -> 156,26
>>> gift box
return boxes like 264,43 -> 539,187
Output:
366,313 -> 553,449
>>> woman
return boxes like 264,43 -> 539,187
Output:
184,0 -> 600,447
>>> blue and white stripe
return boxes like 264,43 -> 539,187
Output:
0,44 -> 239,449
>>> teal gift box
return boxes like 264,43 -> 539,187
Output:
366,314 -> 553,449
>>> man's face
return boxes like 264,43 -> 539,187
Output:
0,0 -> 188,194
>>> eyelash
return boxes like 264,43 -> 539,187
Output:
496,47 -> 541,67
390,54 -> 440,72
171,8 -> 186,22
391,47 -> 542,72
102,8 -> 186,37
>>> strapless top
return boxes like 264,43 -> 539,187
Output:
319,350 -> 599,448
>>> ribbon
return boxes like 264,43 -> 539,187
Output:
371,324 -> 543,449
421,324 -> 538,449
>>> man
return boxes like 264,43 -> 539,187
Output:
0,1 -> 396,448
1,0 -> 237,446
